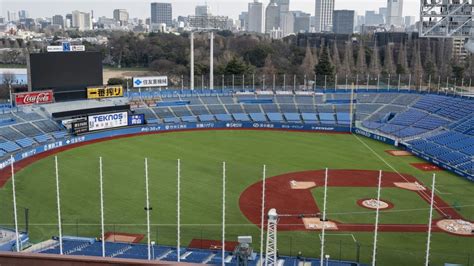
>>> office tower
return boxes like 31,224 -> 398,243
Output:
113,9 -> 129,26
387,0 -> 403,27
365,11 -> 384,25
293,11 -> 311,33
248,0 -> 264,33
18,10 -> 29,20
404,16 -> 415,27
333,10 -> 355,34
72,10 -> 92,30
280,11 -> 294,36
151,2 -> 173,27
52,15 -> 64,27
195,4 -> 211,16
239,11 -> 249,30
276,0 -> 290,13
7,11 -> 18,22
314,0 -> 335,32
265,1 -> 280,33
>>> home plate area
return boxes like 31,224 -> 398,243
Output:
239,169 -> 472,235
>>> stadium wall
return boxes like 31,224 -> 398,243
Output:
0,252 -> 197,265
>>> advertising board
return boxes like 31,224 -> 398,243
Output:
87,85 -> 123,99
15,90 -> 54,106
133,76 -> 168,88
88,112 -> 128,131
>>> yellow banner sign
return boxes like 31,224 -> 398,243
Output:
87,85 -> 123,99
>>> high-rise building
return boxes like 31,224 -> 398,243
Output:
387,0 -> 403,27
404,16 -> 415,27
293,11 -> 311,33
280,11 -> 295,36
333,10 -> 355,34
7,11 -> 18,22
265,1 -> 280,33
71,10 -> 92,31
276,0 -> 290,13
113,9 -> 129,26
18,10 -> 29,20
379,7 -> 387,22
314,0 -> 335,32
52,15 -> 64,27
65,14 -> 72,28
151,3 -> 172,27
195,4 -> 211,16
248,0 -> 264,33
365,11 -> 384,25
239,11 -> 249,30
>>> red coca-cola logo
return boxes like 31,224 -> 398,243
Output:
15,91 -> 54,106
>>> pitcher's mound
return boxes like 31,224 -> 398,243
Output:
437,219 -> 474,236
394,182 -> 426,191
302,218 -> 338,230
357,199 -> 393,210
290,180 -> 316,189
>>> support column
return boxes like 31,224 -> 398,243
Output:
190,32 -> 194,90
210,32 -> 214,90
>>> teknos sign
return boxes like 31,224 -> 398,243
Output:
15,90 -> 54,106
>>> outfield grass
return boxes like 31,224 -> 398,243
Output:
0,130 -> 473,265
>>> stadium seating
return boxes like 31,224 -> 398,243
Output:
0,89 -> 471,181
37,238 -> 361,266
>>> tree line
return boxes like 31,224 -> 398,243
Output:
2,31 -> 474,85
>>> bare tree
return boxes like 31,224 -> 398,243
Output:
300,44 -> 316,78
356,42 -> 367,75
340,41 -> 355,76
383,43 -> 396,75
2,72 -> 16,87
412,41 -> 424,85
369,41 -> 381,76
0,72 -> 15,100
331,41 -> 342,75
397,43 -> 409,75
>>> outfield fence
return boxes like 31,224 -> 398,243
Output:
1,222 -> 473,266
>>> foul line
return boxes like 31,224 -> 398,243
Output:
318,233 -> 357,243
352,134 -> 449,217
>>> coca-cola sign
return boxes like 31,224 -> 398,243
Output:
15,90 -> 54,106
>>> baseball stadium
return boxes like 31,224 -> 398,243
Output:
0,47 -> 473,266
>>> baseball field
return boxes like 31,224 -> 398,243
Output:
0,130 -> 473,265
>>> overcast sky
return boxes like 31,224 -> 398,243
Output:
1,0 -> 420,21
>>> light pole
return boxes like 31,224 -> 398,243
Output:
325,254 -> 330,266
151,241 -> 156,260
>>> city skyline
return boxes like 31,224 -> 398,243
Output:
2,0 -> 420,21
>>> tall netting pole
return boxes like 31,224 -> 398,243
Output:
11,155 -> 20,252
145,158 -> 151,260
320,168 -> 329,266
260,165 -> 267,265
371,170 -> 383,266
54,156 -> 63,255
222,161 -> 226,266
177,159 -> 181,261
425,174 -> 436,266
99,157 -> 105,257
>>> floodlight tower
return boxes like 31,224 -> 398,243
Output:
420,0 -> 473,38
420,0 -> 474,52
264,209 -> 278,266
